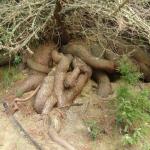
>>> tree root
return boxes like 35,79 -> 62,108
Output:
64,67 -> 80,88
93,70 -> 113,98
138,62 -> 150,82
62,41 -> 115,72
14,85 -> 40,103
34,68 -> 56,113
64,57 -> 92,106
16,73 -> 46,97
48,127 -> 76,150
27,58 -> 50,73
52,50 -> 73,107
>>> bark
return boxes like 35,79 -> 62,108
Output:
48,127 -> 75,150
27,58 -> 50,73
64,57 -> 92,106
34,68 -> 56,113
93,71 -> 113,98
62,42 -> 115,72
16,73 -> 45,97
131,49 -> 150,67
138,63 -> 150,82
32,43 -> 55,66
65,73 -> 89,106
52,50 -> 73,107
42,94 -> 57,115
64,67 -> 80,88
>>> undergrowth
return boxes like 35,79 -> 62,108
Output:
116,56 -> 150,146
0,65 -> 22,88
84,120 -> 101,140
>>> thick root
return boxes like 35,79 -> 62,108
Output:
34,68 -> 56,113
32,42 -> 56,66
64,67 -> 80,88
64,58 -> 92,106
62,42 -> 115,72
27,58 -> 50,73
93,71 -> 113,98
16,73 -> 45,97
52,51 -> 73,107
138,62 -> 150,82
48,127 -> 76,150
65,73 -> 89,106
131,49 -> 150,67
42,94 -> 58,115
14,85 -> 40,103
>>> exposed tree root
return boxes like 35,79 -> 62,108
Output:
16,73 -> 45,97
64,57 -> 92,106
62,41 -> 115,72
52,51 -> 73,107
34,68 -> 56,113
65,73 -> 89,105
32,43 -> 55,66
48,127 -> 76,150
138,62 -> 150,82
14,85 -> 41,103
130,49 -> 150,67
64,67 -> 80,88
27,58 -> 50,73
9,41 -> 122,150
93,71 -> 113,98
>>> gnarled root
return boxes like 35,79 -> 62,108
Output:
93,70 -> 113,98
64,57 -> 92,106
65,73 -> 89,106
42,111 -> 75,150
64,67 -> 80,88
34,68 -> 56,113
27,58 -> 50,73
52,50 -> 73,107
16,73 -> 45,97
41,95 -> 75,150
62,41 -> 115,72
48,127 -> 76,150
138,63 -> 150,82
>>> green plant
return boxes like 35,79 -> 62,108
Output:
118,56 -> 142,85
1,66 -> 22,88
115,57 -> 150,146
13,54 -> 22,66
143,142 -> 150,150
84,120 -> 101,140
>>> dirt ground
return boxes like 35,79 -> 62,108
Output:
0,67 -> 150,150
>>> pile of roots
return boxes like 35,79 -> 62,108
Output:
5,39 -> 148,149
1,0 -> 150,149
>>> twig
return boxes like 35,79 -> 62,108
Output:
111,0 -> 130,16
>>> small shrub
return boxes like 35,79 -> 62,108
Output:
115,56 -> 150,146
1,66 -> 22,88
84,120 -> 101,140
117,56 -> 142,85
13,54 -> 22,66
